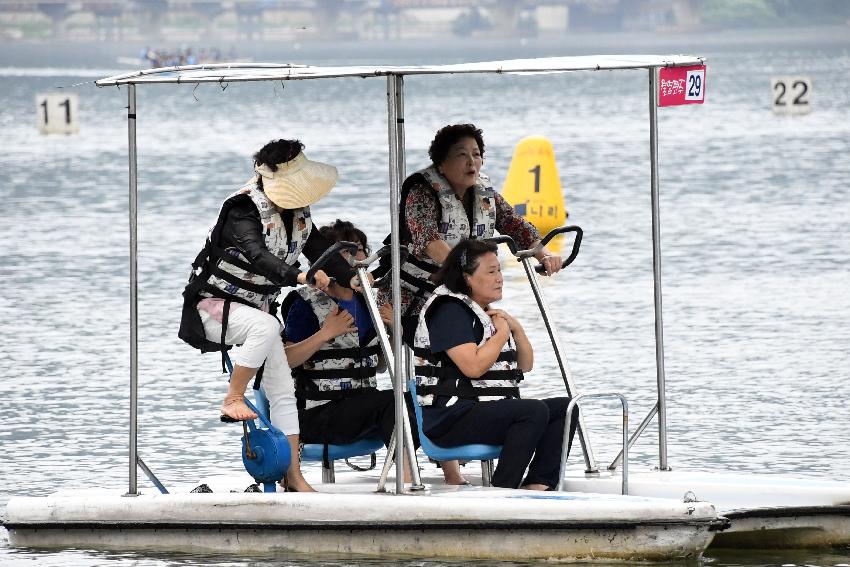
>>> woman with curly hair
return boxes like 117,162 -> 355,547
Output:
377,123 -> 563,344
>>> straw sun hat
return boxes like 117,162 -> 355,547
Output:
254,152 -> 338,209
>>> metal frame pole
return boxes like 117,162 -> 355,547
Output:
387,74 -> 406,493
557,393 -> 629,495
518,258 -> 598,473
608,401 -> 658,470
356,262 -> 422,491
126,83 -> 139,496
648,67 -> 670,471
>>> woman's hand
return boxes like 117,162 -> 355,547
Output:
321,305 -> 356,340
306,269 -> 331,291
379,303 -> 394,328
488,308 -> 532,371
538,252 -> 563,276
487,309 -> 522,334
490,312 -> 511,336
350,271 -> 374,292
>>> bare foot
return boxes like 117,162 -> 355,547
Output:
443,473 -> 470,486
440,460 -> 468,485
283,473 -> 317,493
221,397 -> 257,421
520,483 -> 549,491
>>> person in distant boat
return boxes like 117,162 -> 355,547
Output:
179,138 -> 352,492
376,123 -> 563,344
282,220 -> 467,485
414,238 -> 577,490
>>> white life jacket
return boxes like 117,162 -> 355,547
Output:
200,180 -> 311,308
413,285 -> 522,407
398,166 -> 497,311
286,287 -> 381,411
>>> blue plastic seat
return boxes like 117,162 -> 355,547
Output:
224,353 -> 383,483
408,379 -> 501,486
252,386 -> 383,483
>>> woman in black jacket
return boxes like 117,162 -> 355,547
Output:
179,138 -> 350,492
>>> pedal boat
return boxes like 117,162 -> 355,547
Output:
3,55 -> 741,561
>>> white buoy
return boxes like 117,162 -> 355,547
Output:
771,77 -> 812,115
36,93 -> 80,135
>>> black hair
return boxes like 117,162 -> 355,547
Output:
434,238 -> 498,295
253,139 -> 304,191
319,219 -> 368,250
428,123 -> 485,166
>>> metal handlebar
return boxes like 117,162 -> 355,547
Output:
525,225 -> 583,274
305,240 -> 359,284
485,234 -> 519,254
354,244 -> 408,270
489,226 -> 583,275
556,392 -> 629,495
369,245 -> 409,289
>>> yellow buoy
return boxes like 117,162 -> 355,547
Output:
501,136 -> 567,236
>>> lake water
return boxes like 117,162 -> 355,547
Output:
1,28 -> 849,567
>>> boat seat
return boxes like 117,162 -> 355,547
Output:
252,387 -> 384,483
224,353 -> 384,484
408,379 -> 501,486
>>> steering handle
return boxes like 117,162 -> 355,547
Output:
305,241 -> 359,284
519,225 -> 583,274
485,235 -> 519,255
535,225 -> 583,273
355,244 -> 409,269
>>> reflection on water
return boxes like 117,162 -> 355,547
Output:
1,32 -> 849,566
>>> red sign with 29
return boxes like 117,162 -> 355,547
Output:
658,65 -> 706,107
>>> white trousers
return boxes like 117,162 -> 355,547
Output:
199,305 -> 299,435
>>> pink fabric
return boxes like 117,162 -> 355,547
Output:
197,298 -> 246,324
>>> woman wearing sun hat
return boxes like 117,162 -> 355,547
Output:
179,138 -> 349,492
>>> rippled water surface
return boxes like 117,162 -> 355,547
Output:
1,30 -> 849,566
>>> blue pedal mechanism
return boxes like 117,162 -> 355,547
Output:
240,398 -> 290,492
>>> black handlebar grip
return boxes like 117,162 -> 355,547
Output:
485,235 -> 519,255
534,225 -> 583,274
306,241 -> 358,284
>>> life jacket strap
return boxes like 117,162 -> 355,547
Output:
220,298 -> 231,373
415,366 -> 522,382
400,269 -> 437,295
419,383 -> 521,400
209,264 -> 279,294
407,255 -> 439,274
412,347 -> 516,364
206,243 -> 257,273
295,367 -> 378,381
296,386 -> 379,403
307,344 -> 381,362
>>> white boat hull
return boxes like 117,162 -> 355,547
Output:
4,485 -> 724,561
562,469 -> 850,548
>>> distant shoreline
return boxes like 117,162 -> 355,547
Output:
2,24 -> 848,68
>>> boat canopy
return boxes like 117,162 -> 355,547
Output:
95,53 -> 705,496
95,55 -> 705,86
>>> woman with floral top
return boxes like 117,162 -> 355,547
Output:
376,123 -> 563,344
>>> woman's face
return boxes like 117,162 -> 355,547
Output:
465,251 -> 503,306
439,136 -> 483,193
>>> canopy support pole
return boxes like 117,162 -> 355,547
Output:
648,67 -> 670,471
387,74 -> 407,493
126,83 -> 140,496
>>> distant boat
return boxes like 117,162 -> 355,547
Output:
117,47 -> 250,68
